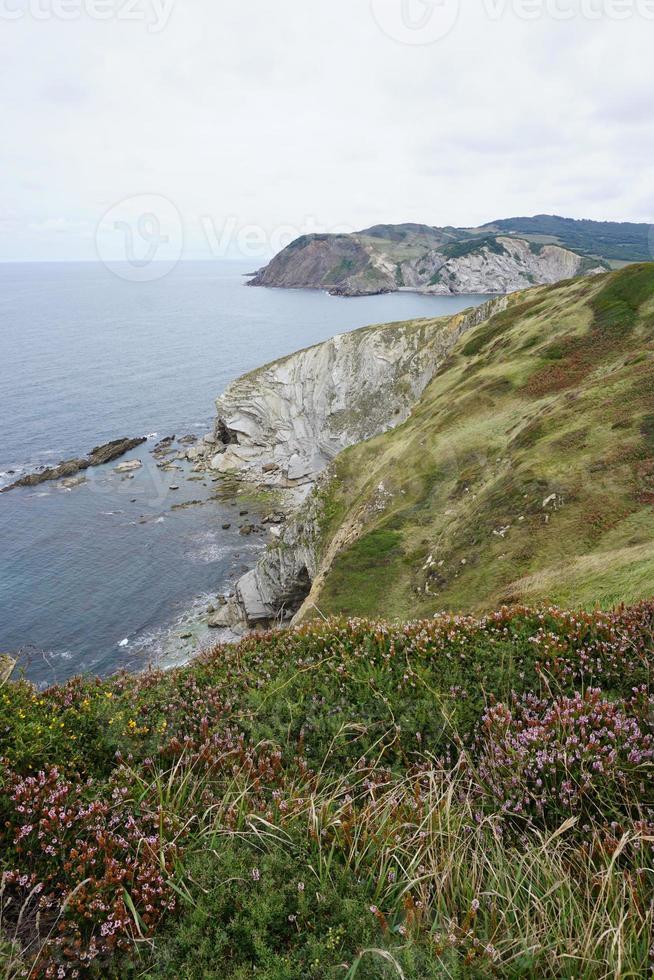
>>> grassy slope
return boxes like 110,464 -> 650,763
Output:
308,265 -> 654,620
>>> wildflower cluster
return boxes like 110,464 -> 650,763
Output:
2,765 -> 178,976
1,599 -> 653,975
476,687 -> 654,825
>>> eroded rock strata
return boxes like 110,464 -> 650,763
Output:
195,296 -> 509,626
248,223 -> 609,297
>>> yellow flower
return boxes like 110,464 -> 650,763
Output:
105,692 -> 113,699
128,719 -> 137,729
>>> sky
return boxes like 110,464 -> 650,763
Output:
1,0 -> 653,264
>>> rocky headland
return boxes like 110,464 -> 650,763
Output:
244,214 -> 652,297
249,229 -> 607,297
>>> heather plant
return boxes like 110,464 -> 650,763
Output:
1,601 -> 654,976
1,765 -> 179,976
476,688 -> 654,827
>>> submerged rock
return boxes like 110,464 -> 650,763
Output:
59,475 -> 88,490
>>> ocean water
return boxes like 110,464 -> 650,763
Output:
0,261 -> 489,685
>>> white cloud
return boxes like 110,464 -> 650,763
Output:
0,0 -> 652,262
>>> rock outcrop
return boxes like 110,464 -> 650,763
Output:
205,296 -> 511,625
249,234 -> 391,296
404,237 -> 604,295
0,437 -> 147,493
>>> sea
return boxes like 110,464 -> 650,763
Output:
0,260 -> 488,686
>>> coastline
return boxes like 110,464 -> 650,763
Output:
1,430 -> 283,685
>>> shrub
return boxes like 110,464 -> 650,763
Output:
2,601 -> 654,975
476,688 -> 654,826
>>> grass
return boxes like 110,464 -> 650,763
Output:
439,236 -> 508,261
2,602 -> 654,976
301,266 -> 654,622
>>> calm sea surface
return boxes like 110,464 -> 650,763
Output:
0,261 -> 488,685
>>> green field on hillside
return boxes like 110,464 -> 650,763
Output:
308,265 -> 654,621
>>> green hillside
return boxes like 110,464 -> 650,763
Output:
483,214 -> 652,262
306,264 -> 654,620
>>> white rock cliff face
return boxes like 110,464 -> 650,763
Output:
204,296 -> 510,625
413,238 -> 604,296
206,315 -> 470,488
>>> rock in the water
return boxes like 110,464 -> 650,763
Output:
0,437 -> 146,493
171,500 -> 204,511
59,475 -> 88,490
114,459 -> 142,474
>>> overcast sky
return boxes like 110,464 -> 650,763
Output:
1,0 -> 653,263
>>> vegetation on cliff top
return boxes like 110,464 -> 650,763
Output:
308,264 -> 654,621
2,601 -> 654,976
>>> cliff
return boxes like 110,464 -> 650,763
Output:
246,215 -> 630,296
197,296 -> 511,624
208,264 -> 654,628
202,296 -> 508,491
